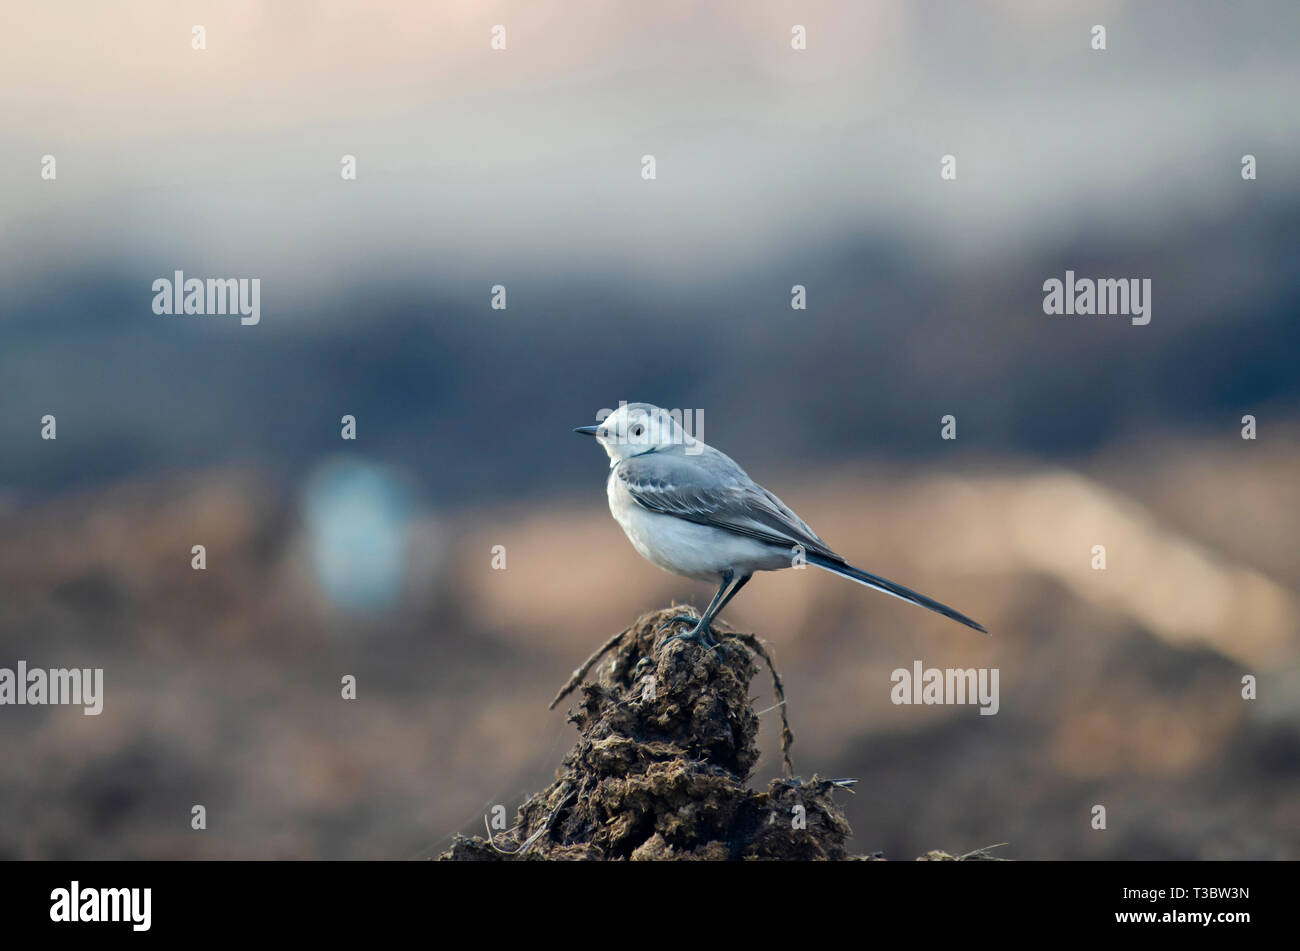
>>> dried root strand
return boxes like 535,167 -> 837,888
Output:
548,626 -> 630,710
727,631 -> 794,778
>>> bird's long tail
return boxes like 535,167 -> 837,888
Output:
806,553 -> 988,634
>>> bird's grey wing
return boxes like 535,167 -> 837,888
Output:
616,450 -> 842,561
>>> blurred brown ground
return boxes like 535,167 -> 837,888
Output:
1,429 -> 1298,859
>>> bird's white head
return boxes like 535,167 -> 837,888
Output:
574,402 -> 694,465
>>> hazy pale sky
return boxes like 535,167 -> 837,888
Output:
2,0 -> 1296,290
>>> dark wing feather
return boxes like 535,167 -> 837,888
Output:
616,450 -> 843,562
617,450 -> 988,633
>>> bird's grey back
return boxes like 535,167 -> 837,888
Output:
615,444 -> 839,561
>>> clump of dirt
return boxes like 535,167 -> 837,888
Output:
440,606 -> 856,860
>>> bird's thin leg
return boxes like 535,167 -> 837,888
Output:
712,571 -> 752,618
659,570 -> 733,648
685,573 -> 752,654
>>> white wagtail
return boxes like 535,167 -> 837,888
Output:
575,403 -> 987,648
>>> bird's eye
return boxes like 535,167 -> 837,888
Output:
631,424 -> 645,437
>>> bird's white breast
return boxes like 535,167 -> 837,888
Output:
606,467 -> 787,581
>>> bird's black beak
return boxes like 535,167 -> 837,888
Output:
573,425 -> 600,437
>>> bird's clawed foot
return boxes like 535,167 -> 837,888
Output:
657,614 -> 699,635
657,615 -> 727,654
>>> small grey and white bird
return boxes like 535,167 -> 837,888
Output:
575,402 -> 987,647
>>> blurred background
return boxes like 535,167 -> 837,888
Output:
1,0 -> 1298,859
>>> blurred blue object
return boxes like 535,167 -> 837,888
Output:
302,459 -> 415,613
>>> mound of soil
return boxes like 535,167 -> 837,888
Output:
440,606 -> 857,860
